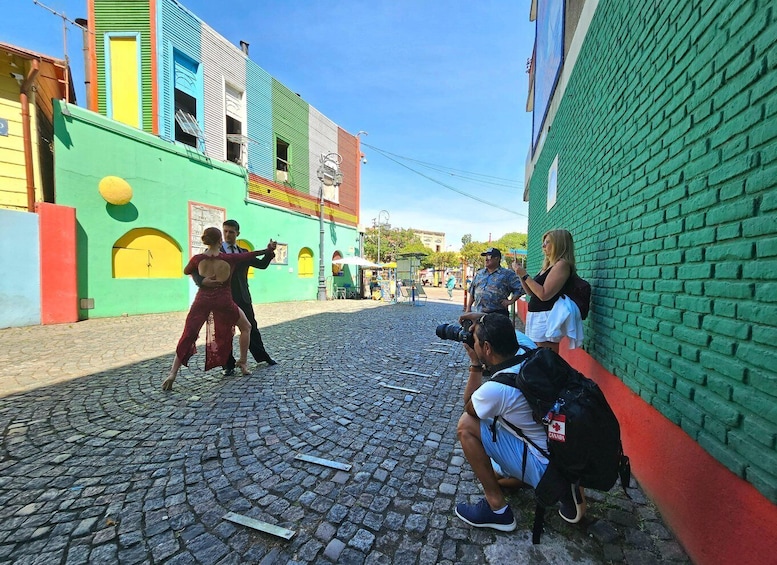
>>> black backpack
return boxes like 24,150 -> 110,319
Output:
490,347 -> 630,543
561,273 -> 591,320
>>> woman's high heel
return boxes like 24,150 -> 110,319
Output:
237,360 -> 251,376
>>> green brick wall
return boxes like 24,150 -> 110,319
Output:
527,0 -> 777,502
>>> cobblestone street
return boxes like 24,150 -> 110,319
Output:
0,288 -> 689,564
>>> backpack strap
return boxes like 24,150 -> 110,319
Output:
532,503 -> 545,544
484,349 -> 534,377
497,416 -> 550,460
618,451 -> 632,498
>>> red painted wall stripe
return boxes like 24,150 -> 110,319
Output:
516,301 -> 777,563
38,203 -> 78,324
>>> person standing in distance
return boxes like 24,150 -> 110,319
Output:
465,248 -> 524,317
446,272 -> 457,300
222,219 -> 277,373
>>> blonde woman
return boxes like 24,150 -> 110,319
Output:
512,229 -> 576,353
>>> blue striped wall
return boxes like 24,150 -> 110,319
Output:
157,0 -> 201,141
246,61 -> 273,178
0,209 -> 40,328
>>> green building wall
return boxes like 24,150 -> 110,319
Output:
53,101 -> 359,319
272,78 -> 311,192
93,0 -> 154,133
526,1 -> 777,501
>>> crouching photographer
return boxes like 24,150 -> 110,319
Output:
452,313 -> 550,532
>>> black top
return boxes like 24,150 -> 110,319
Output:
527,265 -> 572,313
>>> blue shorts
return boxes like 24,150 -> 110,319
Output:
480,419 -> 548,488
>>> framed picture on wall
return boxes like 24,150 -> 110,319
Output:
189,201 -> 226,256
271,243 -> 288,265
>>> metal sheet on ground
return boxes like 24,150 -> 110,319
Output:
399,371 -> 431,377
379,382 -> 421,394
294,453 -> 352,471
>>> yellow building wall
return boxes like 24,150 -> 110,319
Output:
0,59 -> 42,211
108,37 -> 140,128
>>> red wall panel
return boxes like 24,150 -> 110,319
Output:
38,203 -> 78,324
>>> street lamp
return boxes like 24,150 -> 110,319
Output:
316,152 -> 343,301
377,209 -> 389,264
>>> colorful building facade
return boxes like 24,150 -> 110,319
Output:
524,0 -> 777,563
49,0 -> 363,319
0,42 -> 74,212
0,0 -> 363,327
86,0 -> 360,223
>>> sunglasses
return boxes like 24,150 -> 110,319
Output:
477,314 -> 492,345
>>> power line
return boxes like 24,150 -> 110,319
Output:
364,144 -> 527,219
361,142 -> 523,189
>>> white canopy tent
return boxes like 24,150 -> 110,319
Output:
332,256 -> 381,268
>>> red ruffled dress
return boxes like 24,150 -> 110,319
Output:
175,251 -> 265,370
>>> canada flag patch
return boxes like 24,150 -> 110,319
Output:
548,414 -> 566,442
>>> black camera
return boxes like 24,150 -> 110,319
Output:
435,320 -> 474,348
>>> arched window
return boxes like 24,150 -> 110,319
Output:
237,239 -> 256,279
298,247 -> 314,278
332,251 -> 343,276
113,228 -> 181,278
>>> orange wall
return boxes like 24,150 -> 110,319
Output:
516,301 -> 777,563
38,203 -> 78,324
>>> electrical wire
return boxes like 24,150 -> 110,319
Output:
361,143 -> 527,218
362,142 -> 523,189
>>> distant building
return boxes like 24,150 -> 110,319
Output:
411,228 -> 445,253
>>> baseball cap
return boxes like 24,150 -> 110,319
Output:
481,247 -> 502,258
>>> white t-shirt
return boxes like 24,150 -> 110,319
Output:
471,332 -> 549,464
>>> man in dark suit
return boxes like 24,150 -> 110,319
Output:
221,219 -> 277,374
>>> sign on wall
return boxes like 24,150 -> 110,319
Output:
189,201 -> 226,256
532,0 -> 565,151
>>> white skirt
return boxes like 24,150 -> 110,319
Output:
525,310 -> 562,344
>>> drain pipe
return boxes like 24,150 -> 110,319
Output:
20,59 -> 40,212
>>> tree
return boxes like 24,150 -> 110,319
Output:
461,233 -> 472,246
493,232 -> 528,256
363,226 -> 427,263
425,251 -> 460,272
461,241 -> 488,271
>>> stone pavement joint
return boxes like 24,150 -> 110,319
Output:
0,286 -> 690,563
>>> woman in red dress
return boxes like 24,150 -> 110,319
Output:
162,227 -> 275,391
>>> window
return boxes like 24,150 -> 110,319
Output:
226,116 -> 242,164
112,228 -> 182,278
172,52 -> 200,148
225,84 -> 245,165
276,138 -> 290,182
298,247 -> 314,277
174,89 -> 198,148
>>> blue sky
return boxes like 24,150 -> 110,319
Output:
6,0 -> 536,249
